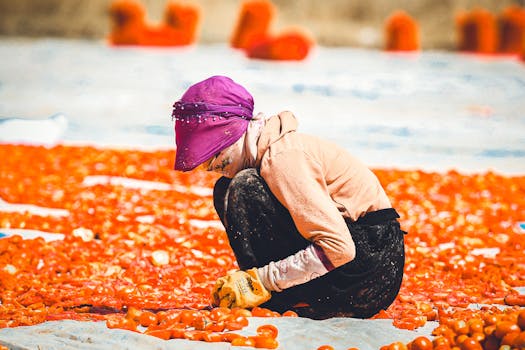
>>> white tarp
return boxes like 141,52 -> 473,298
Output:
1,38 -> 524,175
0,317 -> 438,350
1,38 -> 524,349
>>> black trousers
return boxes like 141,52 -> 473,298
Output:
213,169 -> 406,319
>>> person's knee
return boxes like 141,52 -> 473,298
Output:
226,168 -> 274,215
230,168 -> 259,185
213,176 -> 231,200
228,168 -> 264,195
213,176 -> 231,222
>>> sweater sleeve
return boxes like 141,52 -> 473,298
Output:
256,244 -> 329,292
260,149 -> 356,270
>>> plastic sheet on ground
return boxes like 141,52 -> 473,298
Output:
1,38 -> 524,350
1,38 -> 525,175
0,317 -> 438,350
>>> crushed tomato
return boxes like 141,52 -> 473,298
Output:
0,144 -> 524,349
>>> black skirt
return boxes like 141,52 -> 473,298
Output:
213,168 -> 406,319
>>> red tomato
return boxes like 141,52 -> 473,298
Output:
458,337 -> 482,350
282,310 -> 299,317
231,336 -> 256,347
251,336 -> 279,349
513,331 -> 525,348
221,332 -> 243,342
494,321 -> 520,339
251,307 -> 274,317
387,341 -> 408,350
317,346 -> 335,350
202,332 -> 223,342
518,310 -> 525,330
145,329 -> 171,340
138,311 -> 157,327
210,307 -> 231,321
256,324 -> 278,339
410,336 -> 433,350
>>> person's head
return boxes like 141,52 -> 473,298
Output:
172,75 -> 254,172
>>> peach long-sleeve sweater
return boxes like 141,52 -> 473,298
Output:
254,111 -> 392,291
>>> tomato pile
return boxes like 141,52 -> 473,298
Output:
107,305 -> 283,348
380,307 -> 525,350
372,169 -> 525,329
0,144 -> 524,349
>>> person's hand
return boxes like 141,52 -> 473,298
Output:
211,268 -> 271,308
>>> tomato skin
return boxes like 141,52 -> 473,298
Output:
125,306 -> 142,321
483,324 -> 496,336
317,346 -> 335,350
220,313 -> 248,332
513,331 -> 525,347
387,341 -> 408,350
433,346 -> 451,350
158,310 -> 181,326
518,310 -> 525,330
467,319 -> 484,335
494,321 -> 521,339
138,311 -> 157,327
210,307 -> 231,321
183,330 -> 206,341
469,332 -> 485,343
202,332 -> 223,342
410,336 -> 433,350
393,320 -> 418,330
168,327 -> 185,339
233,315 -> 249,327
483,314 -> 498,326
221,332 -> 243,342
106,317 -> 121,330
504,294 -> 525,306
256,324 -> 278,339
433,336 -> 451,348
179,310 -> 199,326
458,337 -> 482,350
251,307 -> 274,317
251,336 -> 279,349
205,320 -> 225,332
191,314 -> 211,330
106,316 -> 137,332
145,329 -> 171,340
500,331 -> 520,346
455,334 -> 469,346
231,308 -> 252,318
282,310 -> 298,317
231,336 -> 256,347
453,320 -> 469,335
481,335 -> 499,350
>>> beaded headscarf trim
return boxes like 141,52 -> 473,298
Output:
172,101 -> 253,122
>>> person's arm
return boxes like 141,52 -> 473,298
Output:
257,244 -> 330,292
258,149 -> 356,291
211,149 -> 356,307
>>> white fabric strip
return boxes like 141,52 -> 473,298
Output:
256,244 -> 329,292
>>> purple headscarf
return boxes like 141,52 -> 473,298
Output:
172,76 -> 254,171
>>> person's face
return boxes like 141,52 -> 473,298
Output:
196,152 -> 219,172
196,157 -> 213,172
